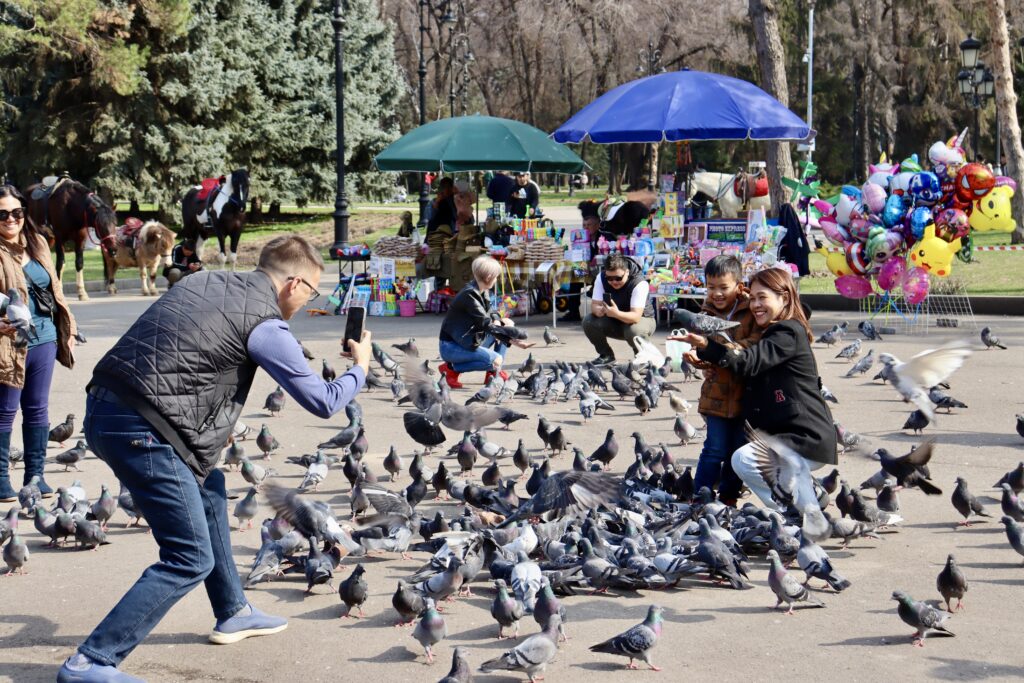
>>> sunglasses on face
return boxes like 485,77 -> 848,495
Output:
604,274 -> 625,283
0,208 -> 25,222
288,276 -> 321,303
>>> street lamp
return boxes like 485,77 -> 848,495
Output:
329,0 -> 349,258
415,0 -> 456,227
449,33 -> 469,118
957,35 -> 995,163
457,48 -> 474,115
637,40 -> 663,191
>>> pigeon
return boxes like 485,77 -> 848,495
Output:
414,556 -> 465,602
455,434 -> 478,476
263,385 -> 286,416
317,419 -> 361,450
587,429 -> 618,470
542,326 -> 562,345
950,477 -> 989,526
117,483 -> 144,527
496,408 -> 528,430
304,542 -> 343,593
233,487 -> 259,530
537,416 -> 552,450
892,590 -> 954,647
880,339 -> 972,422
438,646 -> 471,683
673,308 -> 740,339
980,326 -> 1006,350
222,439 -> 246,469
995,462 -> 1024,493
634,392 -> 651,416
610,370 -> 633,400
858,320 -> 883,341
490,578 -> 525,638
72,515 -> 108,550
547,426 -> 567,456
48,414 -> 75,446
1000,484 -> 1024,522
480,614 -> 560,680
877,442 -> 940,494
73,331 -> 87,344
338,563 -> 369,618
902,410 -> 930,434
412,598 -> 447,664
1000,516 -> 1024,564
816,326 -> 839,346
834,339 -> 861,361
502,470 -> 621,528
5,288 -> 35,347
936,554 -> 967,613
393,579 -> 426,626
0,507 -> 17,545
1017,416 -> 1024,440
767,549 -> 824,614
322,359 -> 337,382
240,458 -> 276,489
383,446 -> 403,482
589,604 -> 664,671
392,338 -> 419,356
819,384 -> 839,403
298,451 -> 329,492
844,349 -> 874,377
51,440 -> 87,471
261,483 -> 362,554
256,424 -> 280,458
3,532 -> 29,575
300,342 -> 315,360
877,483 -> 901,514
927,387 -> 967,413
673,416 -> 696,445
667,392 -> 690,415
796,532 -> 850,592
349,427 -> 368,460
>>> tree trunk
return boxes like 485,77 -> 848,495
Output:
748,0 -> 794,215
987,0 -> 1024,244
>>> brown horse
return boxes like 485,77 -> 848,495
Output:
24,178 -> 118,300
106,221 -> 176,296
180,169 -> 249,270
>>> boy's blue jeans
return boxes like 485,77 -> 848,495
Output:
694,414 -> 746,501
77,392 -> 247,665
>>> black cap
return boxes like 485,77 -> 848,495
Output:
181,239 -> 196,251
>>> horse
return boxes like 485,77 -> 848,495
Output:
106,220 -> 176,296
687,171 -> 771,218
24,177 -> 118,300
180,169 -> 249,270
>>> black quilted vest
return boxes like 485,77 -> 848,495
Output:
90,270 -> 281,480
600,258 -> 654,317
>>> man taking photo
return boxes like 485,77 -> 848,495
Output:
582,254 -> 655,366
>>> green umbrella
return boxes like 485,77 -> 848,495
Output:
374,115 -> 586,173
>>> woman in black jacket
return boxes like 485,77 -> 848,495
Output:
675,267 -> 836,536
438,256 -> 531,389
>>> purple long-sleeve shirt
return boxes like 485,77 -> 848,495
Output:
247,319 -> 364,418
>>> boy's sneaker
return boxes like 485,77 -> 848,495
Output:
209,604 -> 287,644
57,654 -> 145,682
591,355 -> 615,367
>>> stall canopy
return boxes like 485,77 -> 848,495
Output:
552,68 -> 812,144
375,115 -> 587,173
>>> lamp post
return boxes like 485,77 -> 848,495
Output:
803,0 -> 816,163
416,0 -> 456,227
957,34 -> 995,163
636,40 -> 663,191
449,33 -> 469,117
329,0 -> 349,258
455,39 -> 474,116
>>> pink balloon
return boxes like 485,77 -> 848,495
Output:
995,176 -> 1018,191
861,182 -> 888,214
835,274 -> 874,299
876,257 -> 906,291
902,266 -> 930,305
819,217 -> 849,246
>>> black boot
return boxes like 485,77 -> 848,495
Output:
22,424 -> 53,497
0,431 -> 15,502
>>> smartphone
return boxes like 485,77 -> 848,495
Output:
603,292 -> 612,305
342,306 -> 366,354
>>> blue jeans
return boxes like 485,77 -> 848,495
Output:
0,341 -> 57,430
440,335 -> 507,373
694,415 -> 746,501
77,393 -> 247,666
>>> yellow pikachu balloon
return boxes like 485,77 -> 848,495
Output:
815,244 -> 852,277
908,224 -> 961,277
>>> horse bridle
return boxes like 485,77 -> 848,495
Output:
82,193 -> 118,251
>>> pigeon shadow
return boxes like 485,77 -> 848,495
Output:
972,577 -> 1024,586
690,604 -> 771,615
820,634 -> 907,647
575,661 -> 627,672
349,645 -> 420,664
453,623 -> 506,641
928,658 -> 1024,681
262,585 -> 326,603
958,560 -> 1022,570
297,603 -> 344,621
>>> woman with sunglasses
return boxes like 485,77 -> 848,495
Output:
0,185 -> 78,502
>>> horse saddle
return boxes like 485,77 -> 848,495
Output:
116,217 -> 145,251
195,176 -> 225,203
733,172 -> 769,201
30,174 -> 69,202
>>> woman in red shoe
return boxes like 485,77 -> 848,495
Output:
438,256 -> 531,388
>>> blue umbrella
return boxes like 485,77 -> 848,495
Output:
552,69 -> 811,144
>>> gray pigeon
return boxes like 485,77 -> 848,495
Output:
589,604 -> 664,671
438,646 -> 471,683
936,553 -> 967,613
233,487 -> 259,530
117,483 -> 144,527
0,507 -> 17,544
928,387 -> 967,413
1000,484 -> 1024,522
240,458 -> 275,490
673,308 -> 740,339
980,326 -> 1006,349
5,288 -> 35,347
796,533 -> 851,592
509,551 -> 543,613
338,563 -> 369,618
263,386 -> 286,416
858,320 -> 882,340
412,598 -> 447,664
950,477 -> 989,527
256,424 -> 280,458
322,359 -> 336,382
3,532 -> 28,575
844,349 -> 874,377
835,339 -> 861,361
892,590 -> 954,647
543,326 -> 561,345
1000,516 -> 1024,564
51,441 -> 87,471
994,462 -> 1024,493
674,416 -> 696,445
480,614 -> 561,679
392,579 -> 425,626
902,410 -> 930,434
490,578 -> 525,638
767,549 -> 824,614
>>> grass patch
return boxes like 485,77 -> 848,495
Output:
799,231 -> 1024,296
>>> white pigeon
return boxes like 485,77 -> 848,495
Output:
509,551 -> 543,611
879,339 -> 973,422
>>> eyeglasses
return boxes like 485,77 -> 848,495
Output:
0,208 -> 25,222
288,276 -> 321,303
604,274 -> 625,283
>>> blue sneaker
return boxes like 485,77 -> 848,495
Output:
57,654 -> 145,682
208,604 -> 287,644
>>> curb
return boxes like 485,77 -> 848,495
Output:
61,276 -> 169,297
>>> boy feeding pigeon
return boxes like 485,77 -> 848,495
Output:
59,236 -> 371,683
683,255 -> 759,506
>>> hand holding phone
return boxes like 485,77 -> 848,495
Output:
342,306 -> 366,355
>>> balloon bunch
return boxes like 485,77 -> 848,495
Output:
816,129 -> 1009,302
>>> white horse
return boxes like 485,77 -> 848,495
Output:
105,221 -> 176,296
688,171 -> 771,218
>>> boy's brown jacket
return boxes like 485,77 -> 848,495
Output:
696,294 -> 760,419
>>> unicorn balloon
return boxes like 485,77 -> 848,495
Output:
866,153 -> 900,189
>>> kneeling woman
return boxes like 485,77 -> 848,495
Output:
438,256 -> 531,389
677,268 -> 836,536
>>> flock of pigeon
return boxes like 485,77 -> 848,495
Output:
3,317 -> 1024,680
